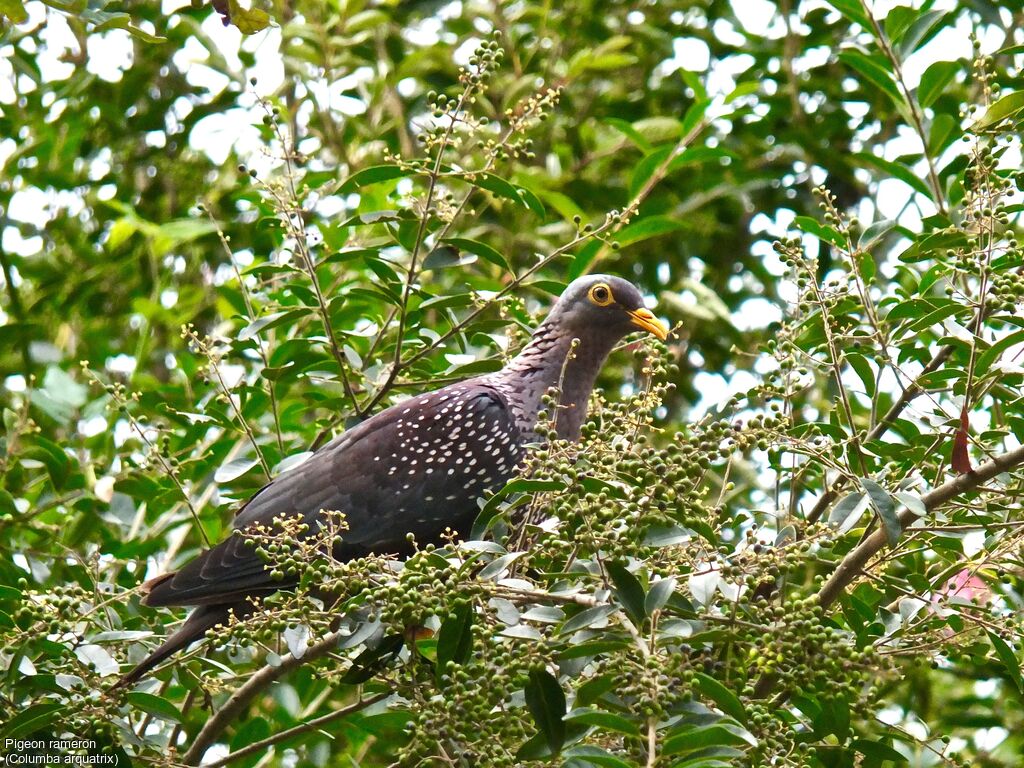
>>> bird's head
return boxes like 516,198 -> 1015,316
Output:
546,274 -> 669,342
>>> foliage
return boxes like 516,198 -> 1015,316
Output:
3,1 -> 1024,767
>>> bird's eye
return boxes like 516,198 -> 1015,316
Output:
588,283 -> 613,306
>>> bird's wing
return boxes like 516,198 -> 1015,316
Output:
144,382 -> 522,607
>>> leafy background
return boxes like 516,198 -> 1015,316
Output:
3,0 -> 1024,766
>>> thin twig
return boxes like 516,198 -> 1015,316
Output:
209,209 -> 285,454
818,442 -> 1024,608
200,691 -> 389,768
859,0 -> 947,215
181,630 -> 344,765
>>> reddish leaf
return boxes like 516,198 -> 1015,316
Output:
952,404 -> 973,474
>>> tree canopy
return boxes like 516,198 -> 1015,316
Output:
3,1 -> 1024,766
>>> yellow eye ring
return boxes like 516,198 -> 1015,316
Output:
588,283 -> 614,306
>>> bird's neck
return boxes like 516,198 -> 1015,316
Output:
494,320 -> 617,442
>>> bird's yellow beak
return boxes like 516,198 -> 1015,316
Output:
628,308 -> 669,341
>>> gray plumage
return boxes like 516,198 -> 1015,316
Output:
119,274 -> 667,686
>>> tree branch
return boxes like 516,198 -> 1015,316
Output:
754,443 -> 1024,700
181,630 -> 344,765
805,341 -> 956,524
200,690 -> 390,768
817,442 -> 1024,608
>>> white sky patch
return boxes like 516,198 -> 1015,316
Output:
668,37 -> 711,73
692,370 -> 759,418
189,108 -> 265,166
975,727 -> 1008,752
78,416 -> 108,438
453,37 -> 481,67
86,29 -> 133,82
707,52 -> 755,95
733,298 -> 782,331
7,187 -> 52,223
404,15 -> 444,47
729,0 -> 778,36
106,354 -> 138,375
711,18 -> 746,48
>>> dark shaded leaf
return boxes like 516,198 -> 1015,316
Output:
436,601 -> 474,686
442,237 -> 510,270
861,478 -> 901,546
694,673 -> 747,723
606,561 -> 646,623
525,668 -> 567,754
918,60 -> 959,108
988,632 -> 1023,693
126,692 -> 182,723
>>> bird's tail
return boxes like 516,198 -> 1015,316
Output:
112,603 -> 238,690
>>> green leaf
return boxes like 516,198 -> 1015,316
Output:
824,0 -> 872,28
883,5 -> 918,45
126,691 -> 183,723
974,90 -> 1024,130
615,215 -> 685,247
679,97 -> 710,139
238,309 -> 307,341
928,112 -> 959,155
33,366 -> 88,425
606,562 -> 646,623
603,117 -> 653,152
0,702 -> 63,739
858,218 -> 897,253
339,634 -> 404,684
422,244 -> 475,270
228,0 -> 271,34
663,724 -> 749,755
861,478 -> 901,546
560,605 -> 616,634
442,237 -> 510,270
976,329 -> 1024,377
853,152 -> 934,199
561,745 -> 635,768
694,672 -> 747,723
845,353 -> 876,397
988,632 -> 1023,693
515,185 -> 546,217
558,639 -> 630,660
525,668 -> 567,755
124,23 -> 167,44
830,491 -> 867,531
337,164 -> 415,193
793,216 -> 846,249
436,601 -> 474,686
23,437 -> 72,489
897,10 -> 948,57
472,172 -> 528,208
895,491 -> 927,518
477,551 -> 528,580
0,0 -> 28,23
563,708 -> 641,737
214,458 -> 260,483
645,577 -> 676,615
851,739 -> 909,763
628,145 -> 672,199
918,60 -> 959,108
838,50 -> 902,108
151,218 -> 219,256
